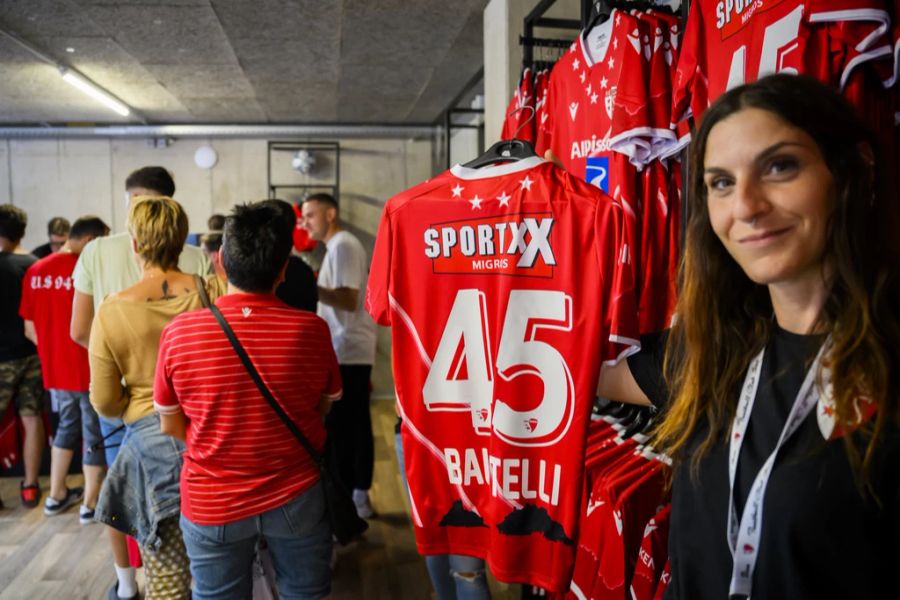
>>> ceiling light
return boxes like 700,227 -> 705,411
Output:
59,68 -> 130,116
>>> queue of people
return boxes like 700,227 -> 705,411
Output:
0,165 -> 378,599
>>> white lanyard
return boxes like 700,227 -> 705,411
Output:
726,341 -> 829,599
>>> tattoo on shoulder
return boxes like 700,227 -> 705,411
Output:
161,280 -> 175,300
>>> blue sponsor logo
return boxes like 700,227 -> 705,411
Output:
585,156 -> 609,192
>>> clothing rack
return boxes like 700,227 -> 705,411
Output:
522,0 -> 581,70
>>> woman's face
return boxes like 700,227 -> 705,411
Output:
704,108 -> 835,288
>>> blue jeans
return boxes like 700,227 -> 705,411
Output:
179,481 -> 332,600
395,429 -> 491,600
50,389 -> 104,466
97,414 -> 125,465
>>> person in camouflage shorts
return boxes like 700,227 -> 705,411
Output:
0,204 -> 45,508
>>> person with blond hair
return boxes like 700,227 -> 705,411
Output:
90,196 -> 218,600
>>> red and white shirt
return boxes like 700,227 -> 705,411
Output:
672,0 -> 894,138
630,504 -> 672,600
366,157 -> 640,591
18,252 -> 89,391
154,293 -> 342,525
539,10 -> 663,171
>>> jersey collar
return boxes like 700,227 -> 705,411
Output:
215,292 -> 285,308
450,156 -> 545,180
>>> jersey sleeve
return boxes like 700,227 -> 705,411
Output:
671,0 -> 706,128
596,198 -> 640,365
365,206 -> 393,326
18,263 -> 35,321
153,322 -> 182,415
609,17 -> 656,166
72,239 -> 97,295
535,68 -> 559,158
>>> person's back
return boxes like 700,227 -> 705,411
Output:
91,278 -> 205,423
76,232 -> 208,312
0,251 -> 37,362
19,216 -> 110,522
155,200 -> 339,599
0,203 -> 44,508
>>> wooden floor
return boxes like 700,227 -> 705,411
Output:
0,400 -> 518,599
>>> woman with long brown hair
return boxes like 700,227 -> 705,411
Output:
598,74 -> 900,599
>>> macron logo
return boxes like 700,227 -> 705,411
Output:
569,101 -> 579,121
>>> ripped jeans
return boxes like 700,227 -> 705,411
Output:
425,554 -> 491,600
394,427 -> 491,600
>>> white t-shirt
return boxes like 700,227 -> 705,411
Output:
317,230 -> 377,365
73,232 -> 211,312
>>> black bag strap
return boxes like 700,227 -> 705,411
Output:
194,275 -> 211,308
208,304 -> 327,471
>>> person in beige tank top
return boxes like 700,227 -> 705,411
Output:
89,196 -> 218,600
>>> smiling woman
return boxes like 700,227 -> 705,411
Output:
597,73 -> 900,600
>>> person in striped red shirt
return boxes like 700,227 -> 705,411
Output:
155,200 -> 341,600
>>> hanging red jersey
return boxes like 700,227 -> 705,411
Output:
629,504 -> 672,600
501,68 -> 537,143
366,157 -> 640,591
672,0 -> 893,132
539,10 -> 661,172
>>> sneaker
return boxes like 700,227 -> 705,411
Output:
43,486 -> 84,516
20,482 -> 41,508
79,504 -> 96,525
352,489 -> 374,519
107,582 -> 140,600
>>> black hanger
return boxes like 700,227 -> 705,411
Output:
462,106 -> 537,169
584,0 -> 613,34
621,407 -> 654,439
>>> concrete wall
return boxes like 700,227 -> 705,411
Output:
2,136 -> 432,248
483,0 -> 581,148
1,134 -> 434,397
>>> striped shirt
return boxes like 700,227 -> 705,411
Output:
154,293 -> 342,525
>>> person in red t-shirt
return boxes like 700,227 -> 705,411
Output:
155,201 -> 341,599
20,216 -> 109,521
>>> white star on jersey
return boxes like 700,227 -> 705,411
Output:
586,83 -> 593,96
496,191 -> 511,207
591,93 -> 599,104
469,195 -> 483,209
579,71 -> 586,84
519,176 -> 534,191
451,183 -> 464,198
600,76 -> 608,89
572,58 -> 580,71
607,56 -> 615,70
613,37 -> 619,50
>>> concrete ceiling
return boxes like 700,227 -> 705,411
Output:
0,0 -> 488,125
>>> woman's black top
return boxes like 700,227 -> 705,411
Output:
628,327 -> 900,600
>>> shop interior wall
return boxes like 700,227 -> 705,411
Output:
0,135 -> 434,397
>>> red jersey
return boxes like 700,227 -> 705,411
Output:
366,157 -> 640,591
153,294 -> 342,525
501,68 -> 537,143
638,161 -> 680,333
18,252 -> 89,391
539,11 -> 662,171
673,0 -> 894,130
629,504 -> 672,600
